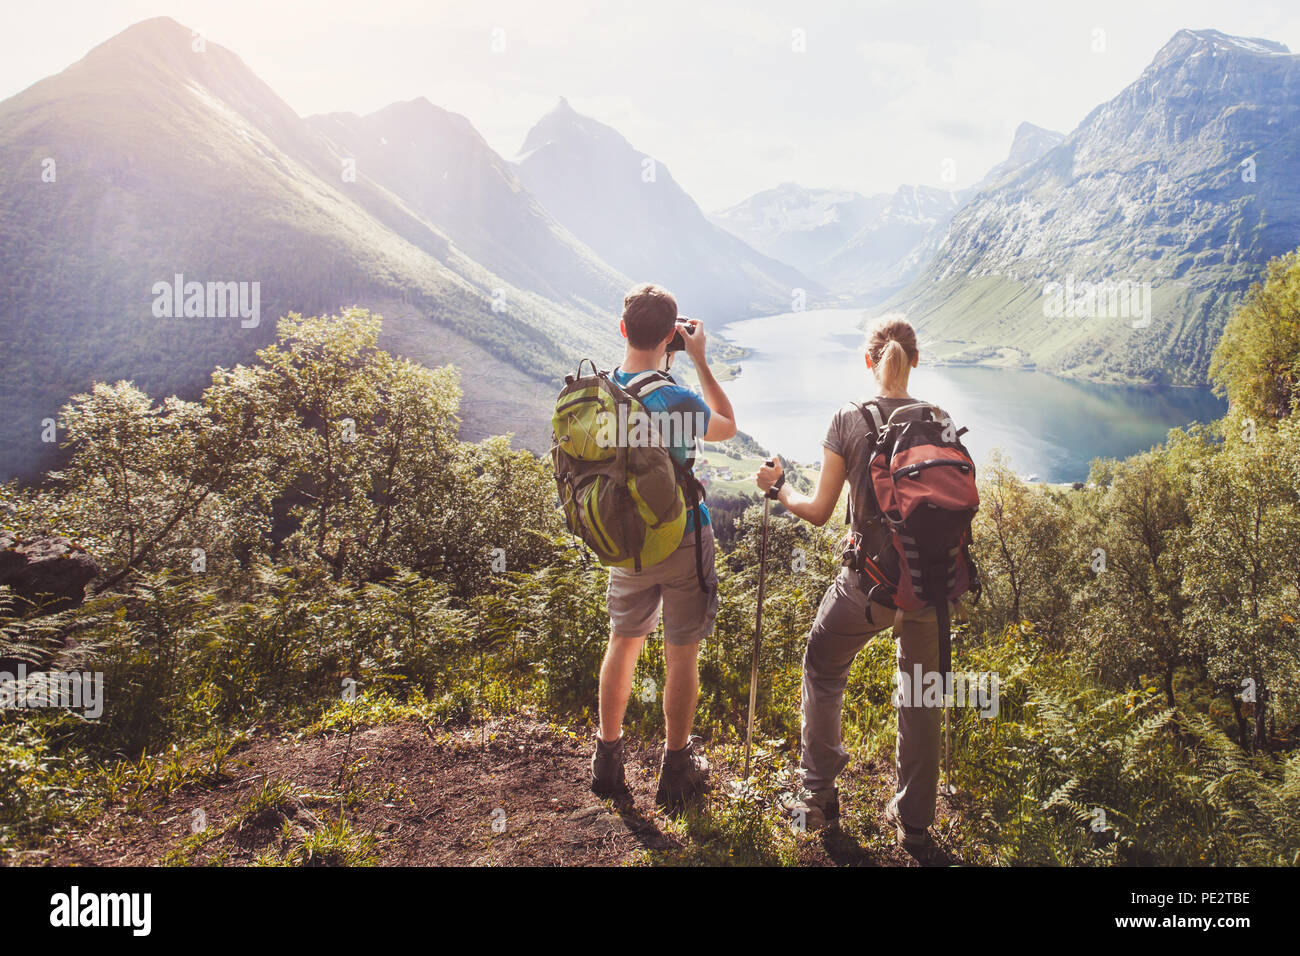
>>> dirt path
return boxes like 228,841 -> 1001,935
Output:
15,718 -> 970,867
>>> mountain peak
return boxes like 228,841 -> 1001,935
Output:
19,14 -> 308,148
110,15 -> 192,41
86,16 -> 204,60
515,102 -> 815,316
68,15 -> 272,102
896,26 -> 1300,388
358,98 -> 478,142
1012,121 -> 1055,139
1179,28 -> 1289,55
518,98 -> 626,159
537,96 -> 579,126
1151,28 -> 1292,69
1005,122 -> 1065,165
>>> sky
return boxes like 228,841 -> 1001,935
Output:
3,0 -> 1300,209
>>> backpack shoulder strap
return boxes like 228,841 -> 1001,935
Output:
615,367 -> 675,402
848,402 -> 887,528
858,400 -> 886,436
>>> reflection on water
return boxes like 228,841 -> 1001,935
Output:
720,309 -> 1226,482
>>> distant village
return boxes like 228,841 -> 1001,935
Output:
693,459 -> 734,487
694,453 -> 819,489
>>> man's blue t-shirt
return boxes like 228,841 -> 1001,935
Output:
613,368 -> 711,534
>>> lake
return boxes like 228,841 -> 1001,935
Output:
718,308 -> 1227,483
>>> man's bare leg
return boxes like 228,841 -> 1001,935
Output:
663,640 -> 701,751
599,633 -> 645,742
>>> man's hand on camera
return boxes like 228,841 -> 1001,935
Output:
680,318 -> 707,365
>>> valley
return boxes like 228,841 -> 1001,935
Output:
0,20 -> 1294,485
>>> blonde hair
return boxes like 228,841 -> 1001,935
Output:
865,317 -> 918,392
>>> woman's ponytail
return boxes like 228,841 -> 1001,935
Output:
866,317 -> 918,392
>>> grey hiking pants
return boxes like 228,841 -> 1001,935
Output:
801,568 -> 944,829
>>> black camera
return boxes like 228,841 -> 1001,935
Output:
667,319 -> 694,352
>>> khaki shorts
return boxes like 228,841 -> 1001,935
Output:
607,527 -> 718,645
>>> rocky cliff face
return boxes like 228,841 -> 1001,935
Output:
897,29 -> 1300,385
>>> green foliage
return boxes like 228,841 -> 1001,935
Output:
968,451 -> 1084,645
492,546 -> 609,716
1210,250 -> 1300,419
934,624 -> 1300,865
647,761 -> 799,867
1182,417 -> 1300,749
1074,443 -> 1201,703
44,309 -> 559,593
290,815 -> 380,867
6,284 -> 1300,867
0,718 -> 91,849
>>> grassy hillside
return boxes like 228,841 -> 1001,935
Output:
904,274 -> 1242,385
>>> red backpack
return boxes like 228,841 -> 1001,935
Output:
842,401 -> 981,677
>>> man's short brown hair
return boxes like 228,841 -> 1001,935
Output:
622,283 -> 678,349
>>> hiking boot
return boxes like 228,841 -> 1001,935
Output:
655,735 -> 710,813
782,786 -> 839,833
590,734 -> 629,800
883,800 -> 934,850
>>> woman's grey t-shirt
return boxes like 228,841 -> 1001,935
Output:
823,397 -> 949,557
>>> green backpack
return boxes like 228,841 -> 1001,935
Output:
551,360 -> 709,591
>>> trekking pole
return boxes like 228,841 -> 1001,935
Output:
743,459 -> 775,781
939,603 -> 955,796
943,701 -> 952,795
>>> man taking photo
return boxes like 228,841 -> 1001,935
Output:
589,282 -> 737,813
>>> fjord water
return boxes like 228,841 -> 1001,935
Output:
719,309 -> 1227,483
